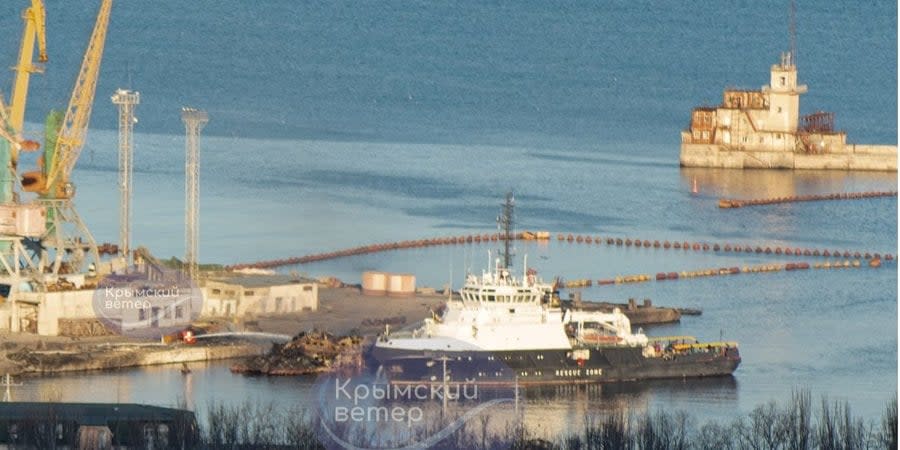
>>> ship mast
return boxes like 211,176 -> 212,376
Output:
496,191 -> 515,269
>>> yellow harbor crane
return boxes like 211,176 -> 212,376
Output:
9,0 -> 48,136
0,0 -> 47,205
20,0 -> 112,274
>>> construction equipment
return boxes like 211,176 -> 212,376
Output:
20,0 -> 112,274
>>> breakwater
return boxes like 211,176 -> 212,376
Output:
227,232 -> 893,271
719,190 -> 897,208
592,259 -> 883,286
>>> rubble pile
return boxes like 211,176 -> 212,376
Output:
231,330 -> 364,376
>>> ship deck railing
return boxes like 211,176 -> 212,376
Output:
647,335 -> 698,343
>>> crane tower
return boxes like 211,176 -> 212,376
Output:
111,89 -> 138,261
181,107 -> 207,280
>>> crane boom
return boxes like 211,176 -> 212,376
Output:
9,0 -> 48,135
42,0 -> 112,197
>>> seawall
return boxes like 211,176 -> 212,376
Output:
680,144 -> 897,171
7,342 -> 267,374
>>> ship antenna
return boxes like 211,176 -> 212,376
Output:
448,256 -> 453,301
789,0 -> 797,66
497,191 -> 515,269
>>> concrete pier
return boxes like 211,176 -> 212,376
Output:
681,143 -> 897,171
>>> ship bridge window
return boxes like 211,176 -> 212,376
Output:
486,295 -> 495,302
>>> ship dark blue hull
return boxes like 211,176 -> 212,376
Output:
372,345 -> 740,385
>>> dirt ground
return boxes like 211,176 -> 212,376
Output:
252,287 -> 446,337
0,287 -> 445,374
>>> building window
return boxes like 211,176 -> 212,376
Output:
244,291 -> 254,296
303,286 -> 313,292
139,309 -> 146,321
164,307 -> 172,319
777,107 -> 782,113
777,133 -> 782,139
175,306 -> 184,319
212,289 -> 221,295
780,76 -> 786,85
275,297 -> 283,312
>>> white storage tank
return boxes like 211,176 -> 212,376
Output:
361,271 -> 387,296
387,273 -> 415,298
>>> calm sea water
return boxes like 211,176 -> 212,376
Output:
0,0 -> 895,431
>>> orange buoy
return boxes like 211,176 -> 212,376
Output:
869,258 -> 882,268
656,273 -> 667,281
673,242 -> 681,249
625,239 -> 632,246
702,243 -> 710,251
576,235 -> 583,243
723,244 -> 732,252
812,249 -> 820,256
653,240 -> 661,248
616,238 -> 623,246
567,234 -> 574,242
606,238 -> 615,245
784,248 -> 793,255
683,241 -> 691,250
692,243 -> 701,251
713,243 -> 721,251
823,250 -> 830,257
774,247 -> 782,255
643,240 -> 651,248
663,241 -> 671,249
585,236 -> 593,244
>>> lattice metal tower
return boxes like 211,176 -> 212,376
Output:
111,89 -> 139,261
497,191 -> 515,269
181,107 -> 207,280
